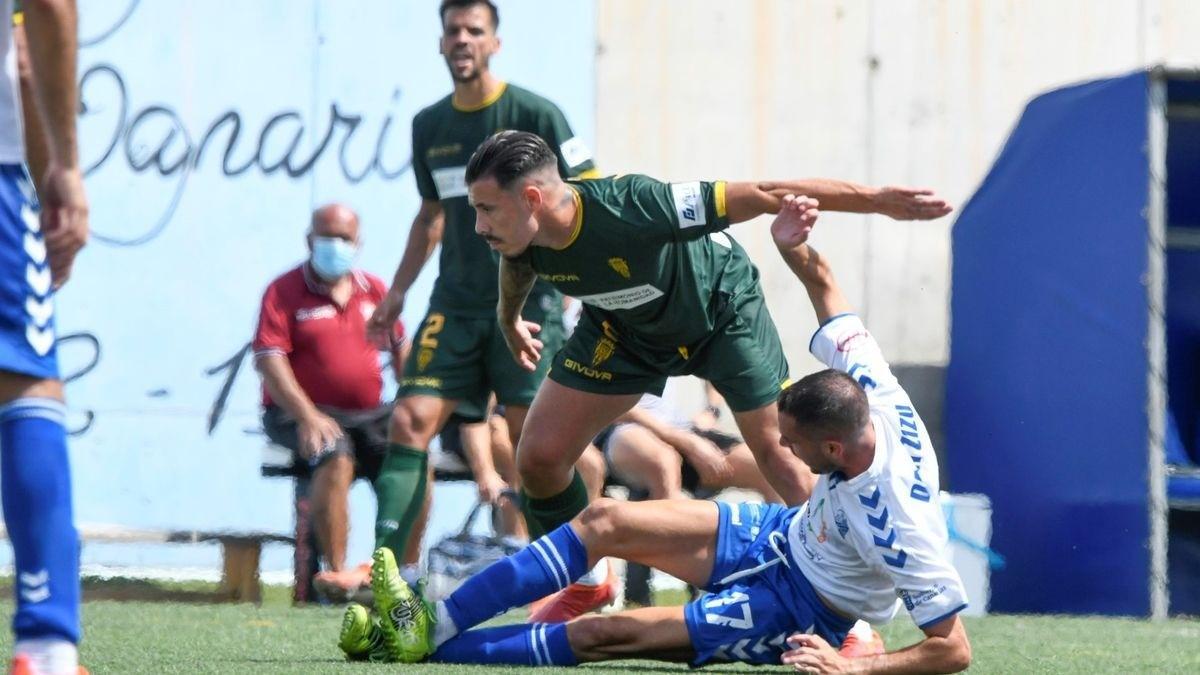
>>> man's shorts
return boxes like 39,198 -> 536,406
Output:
398,294 -> 565,408
684,502 -> 855,667
549,288 -> 789,412
262,404 -> 390,482
0,165 -> 57,380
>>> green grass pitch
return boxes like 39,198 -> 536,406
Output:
1,583 -> 1198,673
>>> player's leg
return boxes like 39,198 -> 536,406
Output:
486,413 -> 527,539
694,291 -> 816,505
376,311 -> 483,560
1,166 -> 80,672
606,424 -> 684,500
430,606 -> 694,666
426,498 -> 718,645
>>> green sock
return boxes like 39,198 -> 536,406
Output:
520,471 -> 589,539
373,444 -> 429,559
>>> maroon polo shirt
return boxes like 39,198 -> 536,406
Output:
252,264 -> 403,410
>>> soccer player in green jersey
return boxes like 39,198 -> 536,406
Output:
462,130 -> 952,616
359,0 -> 598,593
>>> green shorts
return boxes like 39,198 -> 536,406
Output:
398,296 -> 565,408
548,289 -> 790,412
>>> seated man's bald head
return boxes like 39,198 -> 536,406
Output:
311,203 -> 360,240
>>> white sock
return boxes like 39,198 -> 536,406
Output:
848,619 -> 873,640
575,558 -> 608,586
400,564 -> 421,587
432,601 -> 459,648
13,638 -> 78,675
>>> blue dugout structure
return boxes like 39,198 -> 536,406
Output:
947,68 -> 1200,618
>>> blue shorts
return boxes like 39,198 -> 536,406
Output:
684,502 -> 855,666
0,164 -> 57,380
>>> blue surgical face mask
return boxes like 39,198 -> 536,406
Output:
311,236 -> 357,280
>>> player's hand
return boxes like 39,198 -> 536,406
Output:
367,290 -> 405,347
501,319 -> 543,372
40,164 -> 89,289
476,470 -> 508,504
297,411 -> 344,461
770,194 -> 820,250
873,186 -> 953,221
782,633 -> 854,674
677,434 -> 734,485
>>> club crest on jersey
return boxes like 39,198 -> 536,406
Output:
834,509 -> 849,538
607,257 -> 631,279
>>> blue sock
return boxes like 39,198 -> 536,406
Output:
443,524 -> 588,632
0,398 -> 80,643
431,623 -> 577,666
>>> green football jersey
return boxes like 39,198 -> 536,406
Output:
411,82 -> 596,317
523,174 -> 763,348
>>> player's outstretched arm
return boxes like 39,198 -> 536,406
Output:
724,179 -> 952,224
770,194 -> 852,324
782,613 -> 971,674
367,200 -> 444,344
497,255 -> 543,371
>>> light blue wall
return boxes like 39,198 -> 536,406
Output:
1,0 -> 595,574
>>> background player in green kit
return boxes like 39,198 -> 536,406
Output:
363,0 -> 598,583
465,130 -> 953,617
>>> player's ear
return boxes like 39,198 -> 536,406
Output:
522,183 -> 542,211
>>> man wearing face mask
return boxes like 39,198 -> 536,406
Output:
253,203 -> 423,601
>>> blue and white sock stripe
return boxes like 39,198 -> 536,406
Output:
0,398 -> 67,426
529,538 -> 569,590
528,623 -> 552,666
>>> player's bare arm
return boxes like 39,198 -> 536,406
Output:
367,199 -> 445,343
782,613 -> 971,674
771,194 -> 853,323
497,254 -> 542,371
724,179 -> 952,224
24,0 -> 88,289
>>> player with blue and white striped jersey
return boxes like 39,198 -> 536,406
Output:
341,195 -> 971,673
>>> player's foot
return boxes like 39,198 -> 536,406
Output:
9,654 -> 88,675
527,561 -> 618,623
838,621 -> 885,658
337,603 -> 390,662
370,547 -> 436,663
314,562 -> 371,603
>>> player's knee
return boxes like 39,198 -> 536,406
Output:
388,401 -> 435,446
574,498 -> 624,545
516,440 -> 569,483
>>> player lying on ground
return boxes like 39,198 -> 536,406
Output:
337,195 -> 972,674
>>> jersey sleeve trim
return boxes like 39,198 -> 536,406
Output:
916,603 -> 967,630
552,185 -> 585,251
808,312 -> 858,353
576,168 -> 602,180
715,181 -> 727,219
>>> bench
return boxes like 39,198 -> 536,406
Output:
0,523 -> 294,603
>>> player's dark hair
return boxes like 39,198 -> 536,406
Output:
778,369 -> 870,441
465,131 -> 558,189
440,0 -> 499,30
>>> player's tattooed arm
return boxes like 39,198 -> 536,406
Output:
498,255 -> 544,371
724,179 -> 953,223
